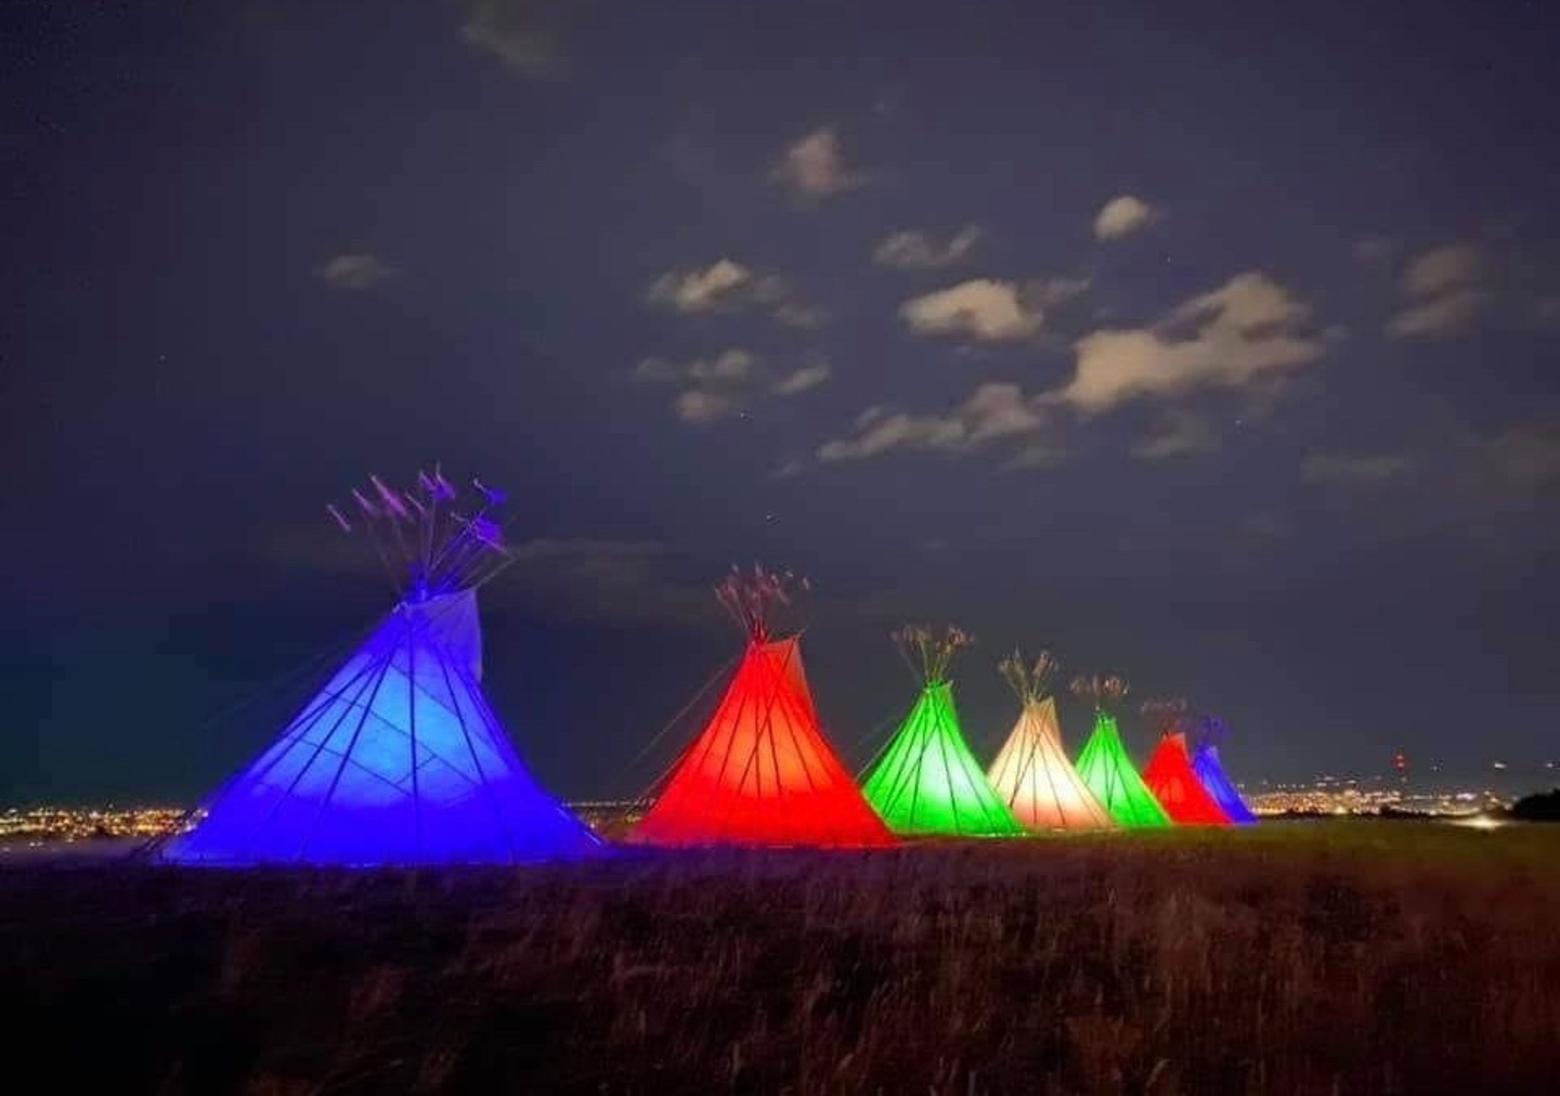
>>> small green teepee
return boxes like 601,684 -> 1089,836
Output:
1071,674 -> 1171,829
862,626 -> 1023,837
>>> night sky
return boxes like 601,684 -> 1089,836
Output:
5,1 -> 1558,805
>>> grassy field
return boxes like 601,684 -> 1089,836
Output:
4,820 -> 1558,1093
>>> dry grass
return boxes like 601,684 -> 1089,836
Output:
3,821 -> 1558,1093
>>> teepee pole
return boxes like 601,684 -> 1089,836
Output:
875,697 -> 924,821
713,651 -> 780,835
434,641 -> 517,862
902,699 -> 931,828
406,613 -> 422,858
931,692 -> 962,832
619,652 -> 740,801
255,638 -> 401,837
768,652 -> 829,836
757,646 -> 791,809
705,656 -> 761,834
297,626 -> 402,861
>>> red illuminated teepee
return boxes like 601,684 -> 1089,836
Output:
633,567 -> 895,848
1140,699 -> 1232,825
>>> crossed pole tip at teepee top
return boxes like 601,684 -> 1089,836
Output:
893,623 -> 972,684
1195,714 -> 1231,750
998,648 -> 1060,703
714,563 -> 809,642
325,466 -> 517,601
1071,672 -> 1130,712
1141,696 -> 1191,737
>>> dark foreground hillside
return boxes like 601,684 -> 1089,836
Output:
4,822 -> 1558,1093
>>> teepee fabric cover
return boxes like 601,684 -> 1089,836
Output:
1141,732 -> 1232,825
863,682 -> 1023,836
1193,743 -> 1257,824
634,637 -> 895,848
987,696 -> 1113,831
1074,711 -> 1172,829
161,590 -> 600,865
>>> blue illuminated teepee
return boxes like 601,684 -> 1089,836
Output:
1191,716 -> 1258,825
159,472 -> 599,866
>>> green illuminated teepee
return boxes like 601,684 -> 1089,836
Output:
1071,674 -> 1171,829
862,626 -> 1023,837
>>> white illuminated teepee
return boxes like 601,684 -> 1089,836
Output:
986,651 -> 1113,831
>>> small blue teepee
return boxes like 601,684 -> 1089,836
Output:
1191,717 -> 1258,825
159,473 -> 600,865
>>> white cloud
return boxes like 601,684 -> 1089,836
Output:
1388,288 -> 1490,339
1131,410 -> 1219,461
689,348 -> 756,383
772,360 -> 832,395
1093,194 -> 1156,240
634,348 -> 754,385
646,259 -> 820,327
1388,242 -> 1489,340
1027,275 -> 1090,308
637,349 -> 753,425
633,357 -> 678,382
873,226 -> 982,269
317,252 -> 397,290
771,127 -> 865,199
1053,272 -> 1322,413
900,279 -> 1044,341
461,0 -> 571,77
772,300 -> 827,329
1401,243 -> 1481,299
960,382 -> 1046,442
637,348 -> 828,425
646,259 -> 754,312
1302,451 -> 1416,487
674,389 -> 739,424
817,382 -> 1052,463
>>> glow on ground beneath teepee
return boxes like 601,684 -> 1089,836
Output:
863,682 -> 1023,837
1074,711 -> 1172,829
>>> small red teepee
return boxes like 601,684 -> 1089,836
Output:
633,567 -> 895,848
1139,699 -> 1232,825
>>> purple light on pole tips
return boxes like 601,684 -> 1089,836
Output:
470,516 -> 503,546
